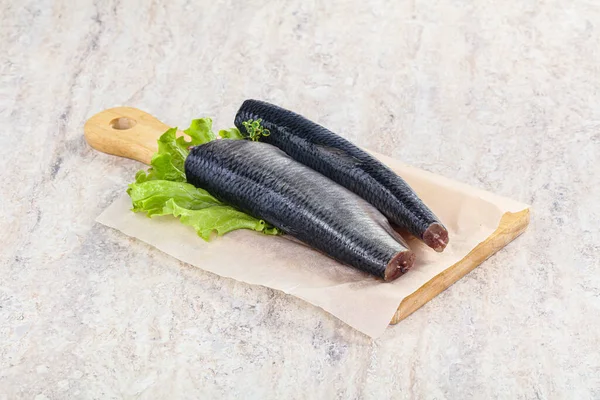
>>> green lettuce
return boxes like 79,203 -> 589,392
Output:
127,118 -> 280,240
135,118 -> 216,183
218,127 -> 244,140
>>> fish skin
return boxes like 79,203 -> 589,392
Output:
184,140 -> 414,280
234,99 -> 449,251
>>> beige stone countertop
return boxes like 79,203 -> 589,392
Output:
1,0 -> 599,398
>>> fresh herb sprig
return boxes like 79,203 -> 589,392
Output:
242,119 -> 271,141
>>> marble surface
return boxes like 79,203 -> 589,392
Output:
1,0 -> 599,398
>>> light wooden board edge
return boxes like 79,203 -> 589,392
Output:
84,106 -> 175,165
390,208 -> 530,324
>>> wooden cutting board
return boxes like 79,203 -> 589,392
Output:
85,107 -> 530,325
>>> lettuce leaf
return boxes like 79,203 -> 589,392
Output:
128,180 -> 223,216
128,119 -> 281,240
164,199 -> 269,240
127,180 -> 276,240
181,118 -> 216,147
218,127 -> 244,140
135,118 -> 216,183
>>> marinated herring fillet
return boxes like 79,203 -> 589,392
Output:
184,140 -> 415,281
234,99 -> 449,252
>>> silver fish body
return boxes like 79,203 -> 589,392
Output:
184,140 -> 414,281
234,99 -> 449,252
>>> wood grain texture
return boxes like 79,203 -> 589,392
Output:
84,107 -> 531,326
84,107 -> 177,165
390,209 -> 530,324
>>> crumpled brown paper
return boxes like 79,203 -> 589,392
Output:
97,151 -> 529,338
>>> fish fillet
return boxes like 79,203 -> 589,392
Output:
234,99 -> 449,252
184,140 -> 415,281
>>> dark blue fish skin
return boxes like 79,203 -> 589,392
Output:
184,140 -> 414,281
234,99 -> 449,252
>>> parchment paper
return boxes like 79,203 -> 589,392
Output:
97,151 -> 529,338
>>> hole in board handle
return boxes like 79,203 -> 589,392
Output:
110,117 -> 137,130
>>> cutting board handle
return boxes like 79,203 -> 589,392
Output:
84,107 -> 172,165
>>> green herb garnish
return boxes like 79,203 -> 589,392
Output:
242,119 -> 271,141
